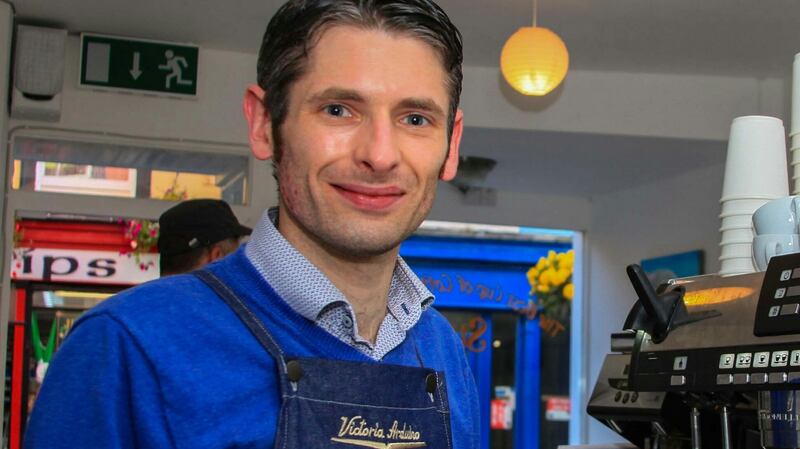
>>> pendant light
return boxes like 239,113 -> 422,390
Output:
500,0 -> 569,96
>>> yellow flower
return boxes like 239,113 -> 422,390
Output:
563,283 -> 574,300
526,267 -> 539,286
539,268 -> 556,286
555,268 -> 571,286
547,250 -> 557,262
536,257 -> 548,271
536,284 -> 549,293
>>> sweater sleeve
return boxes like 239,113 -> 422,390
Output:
24,313 -> 174,449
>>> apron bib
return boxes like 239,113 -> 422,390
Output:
195,269 -> 455,449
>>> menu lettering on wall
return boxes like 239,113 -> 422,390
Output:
421,272 -> 568,337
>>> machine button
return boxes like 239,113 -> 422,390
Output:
631,393 -> 639,403
788,372 -> 800,383
752,373 -> 768,384
622,393 -> 630,403
716,374 -> 733,385
754,352 -> 771,368
776,288 -> 787,299
782,270 -> 793,281
614,391 -> 622,402
769,372 -> 788,384
733,373 -> 750,384
781,304 -> 800,315
673,356 -> 688,371
791,350 -> 800,366
670,375 -> 686,386
770,306 -> 781,317
772,351 -> 790,367
735,353 -> 752,368
719,353 -> 735,369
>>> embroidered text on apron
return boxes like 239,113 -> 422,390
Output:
195,269 -> 454,449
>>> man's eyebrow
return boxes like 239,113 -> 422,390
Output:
307,87 -> 365,103
398,98 -> 445,118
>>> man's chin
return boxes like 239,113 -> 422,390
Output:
325,227 -> 410,259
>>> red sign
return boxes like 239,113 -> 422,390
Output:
545,396 -> 571,421
490,399 -> 513,430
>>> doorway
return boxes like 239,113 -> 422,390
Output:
400,224 -> 579,449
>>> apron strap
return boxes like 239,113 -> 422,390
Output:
193,269 -> 287,365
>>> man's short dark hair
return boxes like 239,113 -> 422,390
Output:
257,0 -> 463,163
159,237 -> 240,276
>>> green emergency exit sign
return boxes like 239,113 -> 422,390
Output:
80,33 -> 199,96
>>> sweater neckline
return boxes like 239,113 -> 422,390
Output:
207,249 -> 390,364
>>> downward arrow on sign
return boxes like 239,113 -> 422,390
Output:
130,52 -> 142,80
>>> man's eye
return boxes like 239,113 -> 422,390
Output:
324,104 -> 351,117
404,114 -> 429,127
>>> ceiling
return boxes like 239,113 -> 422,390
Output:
7,0 -> 771,197
460,127 -> 726,196
10,0 -> 800,77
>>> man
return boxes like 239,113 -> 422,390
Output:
157,199 -> 252,276
24,1 -> 479,448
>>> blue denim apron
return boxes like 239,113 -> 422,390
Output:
195,269 -> 454,449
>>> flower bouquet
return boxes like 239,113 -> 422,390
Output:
526,249 -> 574,324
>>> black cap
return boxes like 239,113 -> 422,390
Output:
157,199 -> 252,257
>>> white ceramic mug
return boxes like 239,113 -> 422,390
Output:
753,196 -> 800,235
752,234 -> 800,271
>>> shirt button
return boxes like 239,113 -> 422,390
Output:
342,315 -> 353,328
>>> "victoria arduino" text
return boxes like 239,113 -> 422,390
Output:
338,416 -> 422,441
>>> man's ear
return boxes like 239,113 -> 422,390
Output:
208,244 -> 225,262
243,84 -> 274,160
439,109 -> 463,181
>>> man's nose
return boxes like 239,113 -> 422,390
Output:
354,116 -> 401,173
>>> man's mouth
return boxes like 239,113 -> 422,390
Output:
331,183 -> 406,210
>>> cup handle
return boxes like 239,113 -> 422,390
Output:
793,197 -> 800,232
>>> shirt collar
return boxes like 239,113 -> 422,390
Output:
244,208 -> 433,328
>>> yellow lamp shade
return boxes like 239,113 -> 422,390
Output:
500,27 -> 569,96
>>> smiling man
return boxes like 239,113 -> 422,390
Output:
24,1 -> 479,448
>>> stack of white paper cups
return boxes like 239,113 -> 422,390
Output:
719,115 -> 789,276
792,53 -> 800,194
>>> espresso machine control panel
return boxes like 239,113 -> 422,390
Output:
625,253 -> 800,393
754,252 -> 800,336
630,343 -> 800,392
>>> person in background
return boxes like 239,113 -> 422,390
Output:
157,199 -> 252,276
24,1 -> 479,448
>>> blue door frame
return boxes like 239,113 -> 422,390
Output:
400,235 -> 572,449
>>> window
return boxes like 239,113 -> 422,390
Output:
11,135 -> 250,204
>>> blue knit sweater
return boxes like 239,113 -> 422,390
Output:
24,249 -> 480,449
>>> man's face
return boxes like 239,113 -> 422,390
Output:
246,25 -> 462,259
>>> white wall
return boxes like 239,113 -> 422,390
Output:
11,37 -> 788,145
11,37 -> 255,143
585,162 -> 726,442
462,66 -> 787,141
430,185 -> 592,231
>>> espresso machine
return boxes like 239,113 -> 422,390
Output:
588,253 -> 800,449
